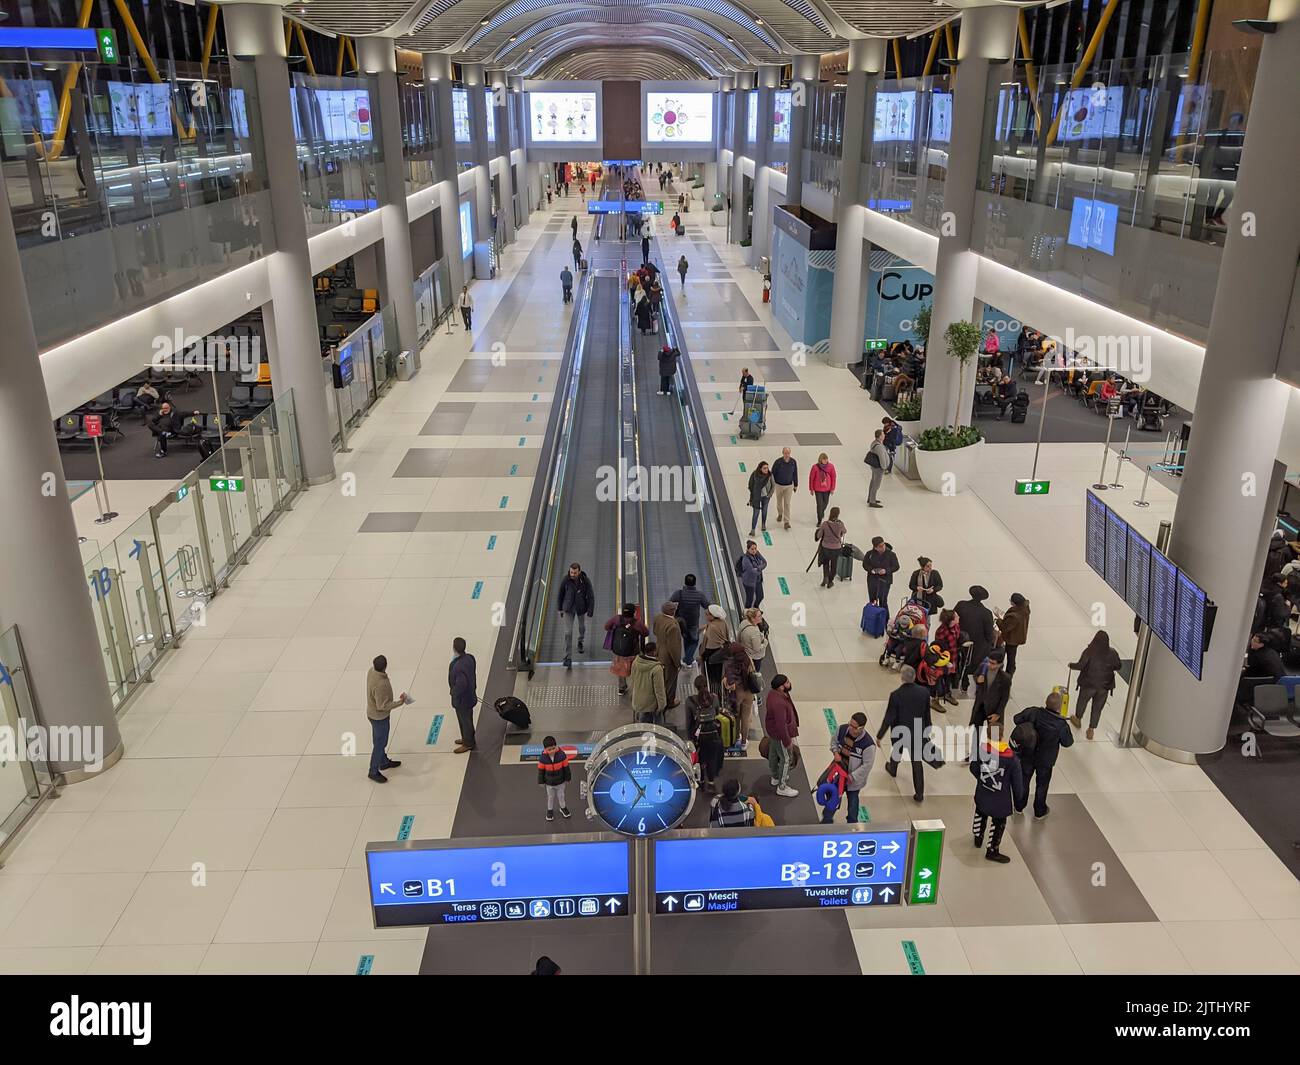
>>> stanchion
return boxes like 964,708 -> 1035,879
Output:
1108,422 -> 1131,489
91,437 -> 118,524
1091,412 -> 1116,490
1133,464 -> 1153,508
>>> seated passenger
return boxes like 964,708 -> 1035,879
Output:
709,778 -> 757,827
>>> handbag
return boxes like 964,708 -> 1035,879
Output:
746,670 -> 763,695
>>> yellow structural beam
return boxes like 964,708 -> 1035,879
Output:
1187,0 -> 1212,83
921,31 -> 941,78
943,22 -> 956,61
1018,9 -> 1041,134
200,3 -> 219,77
32,0 -> 95,160
892,38 -> 903,79
295,24 -> 316,75
335,36 -> 347,77
345,36 -> 358,73
1045,0 -> 1122,146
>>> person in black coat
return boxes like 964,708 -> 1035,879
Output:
449,637 -> 478,754
635,296 -> 654,335
556,562 -> 596,668
970,648 -> 1012,728
954,585 -> 996,694
1238,632 -> 1286,705
864,536 -> 899,607
875,666 -> 933,802
1012,692 -> 1073,818
970,720 -> 1023,863
147,402 -> 183,457
907,557 -> 943,614
657,345 -> 679,395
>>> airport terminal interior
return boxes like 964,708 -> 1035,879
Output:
2,0 -> 1300,982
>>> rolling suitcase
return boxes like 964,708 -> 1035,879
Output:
494,696 -> 531,729
861,603 -> 888,638
676,224 -> 685,236
579,258 -> 589,272
836,550 -> 854,581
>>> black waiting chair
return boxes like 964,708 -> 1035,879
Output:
228,384 -> 256,419
84,391 -> 115,414
249,386 -> 273,413
1243,683 -> 1300,753
55,413 -> 87,446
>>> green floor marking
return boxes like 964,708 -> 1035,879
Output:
762,531 -> 772,546
509,464 -> 518,475
356,954 -> 374,975
902,941 -> 925,975
397,815 -> 415,840
487,535 -> 497,550
738,462 -> 747,473
778,577 -> 790,595
823,707 -> 837,734
518,436 -> 526,446
471,581 -> 484,599
426,715 -> 444,745
499,496 -> 509,508
798,634 -> 811,656
525,413 -> 533,422
532,393 -> 538,401
715,392 -> 722,401
730,435 -> 737,445
722,412 -> 729,422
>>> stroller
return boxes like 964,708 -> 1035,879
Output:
879,599 -> 929,670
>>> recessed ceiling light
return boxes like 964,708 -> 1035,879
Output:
509,35 -> 516,41
755,18 -> 763,25
481,18 -> 490,25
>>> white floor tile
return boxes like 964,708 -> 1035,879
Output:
0,873 -> 142,947
106,870 -> 242,945
214,869 -> 342,944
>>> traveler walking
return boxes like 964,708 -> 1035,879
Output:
605,604 -> 648,696
970,720 -> 1023,863
630,642 -> 667,722
830,713 -> 877,823
570,215 -> 578,239
572,238 -> 583,269
365,654 -> 407,783
808,452 -> 837,524
865,429 -> 891,508
722,643 -> 758,746
865,536 -> 899,606
747,461 -> 774,533
641,234 -> 650,265
764,674 -> 800,797
995,593 -> 1031,675
656,344 -> 679,394
537,736 -> 572,821
688,675 -> 724,792
907,557 -> 944,614
1012,691 -> 1074,819
954,586 -> 996,694
1069,630 -> 1123,739
737,540 -> 768,609
970,647 -> 1012,727
814,506 -> 847,589
669,573 -> 711,667
651,601 -> 684,710
449,637 -> 478,754
771,447 -> 798,529
678,254 -> 688,288
560,265 -> 574,303
556,562 -> 595,669
457,286 -> 473,329
877,665 -> 932,802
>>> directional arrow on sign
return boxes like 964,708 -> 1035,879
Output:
214,480 -> 226,490
604,897 -> 621,913
129,539 -> 143,560
880,886 -> 895,901
881,860 -> 897,876
379,883 -> 396,896
918,867 -> 933,880
661,895 -> 679,911
0,663 -> 11,688
882,840 -> 901,854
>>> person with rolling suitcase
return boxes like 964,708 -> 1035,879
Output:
559,265 -> 574,304
814,507 -> 847,589
449,637 -> 478,754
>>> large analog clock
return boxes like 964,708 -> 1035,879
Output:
586,725 -> 696,837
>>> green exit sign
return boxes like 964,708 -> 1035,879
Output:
97,28 -> 119,65
1015,479 -> 1051,496
209,476 -> 245,493
864,338 -> 888,351
907,820 -> 944,906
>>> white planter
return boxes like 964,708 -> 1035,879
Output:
914,438 -> 984,495
896,419 -> 921,439
710,209 -> 725,227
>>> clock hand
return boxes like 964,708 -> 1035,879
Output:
620,762 -> 646,805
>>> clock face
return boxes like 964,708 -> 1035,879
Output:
590,746 -> 695,837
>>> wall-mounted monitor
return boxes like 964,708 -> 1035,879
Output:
772,89 -> 792,144
646,90 -> 715,143
483,88 -> 495,143
746,89 -> 758,144
9,79 -> 58,136
929,91 -> 953,143
107,81 -> 173,138
1171,85 -> 1208,137
459,200 -> 474,259
1057,86 -> 1124,141
873,90 -> 916,142
307,88 -> 373,143
1067,196 -> 1120,256
452,87 -> 471,143
527,90 -> 598,144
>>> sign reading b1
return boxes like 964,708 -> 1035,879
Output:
1015,479 -> 1050,496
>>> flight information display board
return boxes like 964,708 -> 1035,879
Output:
367,837 -> 630,927
654,827 -> 909,914
1085,491 -> 1214,679
1104,509 -> 1128,598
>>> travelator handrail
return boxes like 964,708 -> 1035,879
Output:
619,274 -> 652,615
509,267 -> 598,674
655,255 -> 748,634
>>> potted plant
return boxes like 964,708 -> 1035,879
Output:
914,319 -> 985,495
912,303 -> 932,349
710,202 -> 725,227
891,394 -> 922,438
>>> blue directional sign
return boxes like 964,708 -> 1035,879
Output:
128,539 -> 144,560
586,200 -> 664,215
0,28 -> 100,51
366,835 -> 630,927
653,826 -> 909,914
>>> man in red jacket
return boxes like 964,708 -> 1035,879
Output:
764,674 -> 800,798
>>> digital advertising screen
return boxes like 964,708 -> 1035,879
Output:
107,81 -> 173,138
646,91 -> 715,143
312,88 -> 372,142
367,838 -> 630,927
746,89 -> 758,144
452,87 -> 471,143
458,200 -> 474,258
654,828 -> 910,913
929,91 -> 953,143
873,90 -> 917,142
229,87 -> 250,139
483,88 -> 495,143
1171,85 -> 1208,137
772,89 -> 792,144
1057,86 -> 1124,141
1067,196 -> 1120,255
10,79 -> 58,136
527,90 -> 597,143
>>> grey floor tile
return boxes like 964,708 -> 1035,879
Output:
419,412 -> 470,436
392,448 -> 454,478
358,512 -> 421,533
771,390 -> 820,411
413,511 -> 526,532
795,433 -> 843,447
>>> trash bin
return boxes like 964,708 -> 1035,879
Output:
758,255 -> 770,274
396,350 -> 414,382
895,438 -> 919,481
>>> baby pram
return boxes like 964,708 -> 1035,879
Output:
879,599 -> 929,669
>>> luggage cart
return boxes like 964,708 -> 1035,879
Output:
739,385 -> 768,440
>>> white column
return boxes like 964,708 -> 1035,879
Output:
1137,0 -> 1300,758
826,37 -> 886,369
917,4 -> 1018,431
0,168 -> 123,776
509,75 -> 531,223
462,62 -> 493,259
748,64 -> 780,268
423,52 -> 466,298
729,72 -> 754,245
356,36 -> 420,361
489,69 -> 515,246
783,54 -> 820,211
223,2 -> 335,483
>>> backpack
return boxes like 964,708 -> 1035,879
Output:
610,623 -> 640,658
734,554 -> 745,579
1010,718 -> 1038,756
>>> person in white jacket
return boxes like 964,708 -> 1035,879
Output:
830,713 -> 877,823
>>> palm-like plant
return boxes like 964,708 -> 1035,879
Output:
943,319 -> 983,429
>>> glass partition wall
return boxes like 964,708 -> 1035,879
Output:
291,72 -> 385,236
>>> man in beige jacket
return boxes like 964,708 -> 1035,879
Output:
651,601 -> 684,711
367,654 -> 407,783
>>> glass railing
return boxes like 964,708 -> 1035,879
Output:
0,624 -> 55,863
82,390 -> 304,712
971,47 -> 1261,344
322,306 -> 396,448
865,74 -> 953,233
415,257 -> 453,347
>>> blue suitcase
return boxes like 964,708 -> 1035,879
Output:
861,604 -> 888,638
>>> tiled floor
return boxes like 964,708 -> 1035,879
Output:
4,184 -> 1298,976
